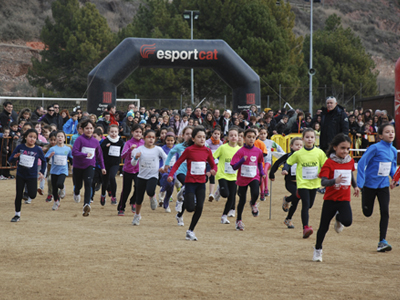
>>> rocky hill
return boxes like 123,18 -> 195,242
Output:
1,0 -> 399,97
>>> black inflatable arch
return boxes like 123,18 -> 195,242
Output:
87,38 -> 260,115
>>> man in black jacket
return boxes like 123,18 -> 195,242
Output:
31,106 -> 44,122
0,101 -> 16,132
319,96 -> 349,151
41,105 -> 59,127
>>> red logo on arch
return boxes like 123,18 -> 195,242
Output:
103,92 -> 112,104
140,44 -> 156,58
246,93 -> 255,105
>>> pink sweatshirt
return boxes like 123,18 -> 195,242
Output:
121,137 -> 144,174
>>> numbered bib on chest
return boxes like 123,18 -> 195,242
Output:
302,166 -> 318,180
19,154 -> 35,168
334,169 -> 351,186
82,147 -> 95,159
191,161 -> 206,175
108,146 -> 121,157
378,162 -> 391,176
224,162 -> 235,174
241,164 -> 257,178
291,164 -> 297,176
169,156 -> 177,167
140,158 -> 156,169
53,155 -> 67,166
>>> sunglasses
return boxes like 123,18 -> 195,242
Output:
48,110 -> 55,112
54,107 -> 59,109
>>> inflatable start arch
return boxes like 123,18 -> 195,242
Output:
87,38 -> 260,115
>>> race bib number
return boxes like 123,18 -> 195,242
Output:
19,154 -> 35,168
334,169 -> 351,186
108,146 -> 121,157
241,165 -> 257,178
169,156 -> 177,167
302,166 -> 318,180
291,164 -> 297,176
224,162 -> 235,174
140,158 -> 156,169
53,155 -> 67,166
82,147 -> 95,159
191,161 -> 206,175
378,162 -> 391,176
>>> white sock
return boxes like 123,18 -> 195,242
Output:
15,211 -> 21,216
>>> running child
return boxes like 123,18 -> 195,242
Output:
286,128 -> 327,238
117,124 -> 144,216
213,127 -> 240,224
42,132 -> 57,203
131,130 -> 167,225
167,126 -> 217,240
100,124 -> 125,206
357,123 -> 397,252
250,125 -> 268,201
313,133 -> 359,262
269,137 -> 303,229
9,129 -> 46,222
45,130 -> 73,211
230,128 -> 265,231
205,127 -> 223,201
72,119 -> 106,217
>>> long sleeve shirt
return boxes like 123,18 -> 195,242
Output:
121,137 -> 144,174
72,134 -> 105,170
230,144 -> 264,186
9,144 -> 46,178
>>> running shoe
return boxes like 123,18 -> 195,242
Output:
118,210 -> 125,216
131,204 -> 136,213
208,193 -> 215,202
46,195 -> 53,203
165,206 -> 171,213
100,195 -> 106,206
74,194 -> 81,203
177,186 -> 185,202
37,188 -> 44,195
313,248 -> 323,262
25,198 -> 32,204
235,220 -> 245,231
214,187 -> 221,202
377,239 -> 392,252
282,196 -> 290,212
284,218 -> 294,229
175,200 -> 183,213
150,195 -> 157,210
227,209 -> 235,218
111,197 -> 117,205
221,215 -> 230,224
260,192 -> 265,201
82,204 -> 91,217
52,200 -> 60,211
159,191 -> 166,207
175,214 -> 184,226
250,203 -> 259,217
303,226 -> 313,238
59,188 -> 66,199
132,214 -> 141,226
334,219 -> 344,233
11,215 -> 20,222
185,230 -> 198,241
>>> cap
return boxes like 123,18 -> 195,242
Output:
127,111 -> 134,118
139,120 -> 146,124
226,109 -> 232,115
264,108 -> 272,113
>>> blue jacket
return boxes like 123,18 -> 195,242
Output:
165,142 -> 187,176
357,140 -> 397,189
63,118 -> 78,134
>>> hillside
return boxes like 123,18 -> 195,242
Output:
0,0 -> 399,98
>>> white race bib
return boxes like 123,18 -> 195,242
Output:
169,156 -> 177,167
191,161 -> 206,175
140,158 -> 156,169
224,162 -> 235,174
53,155 -> 67,166
302,166 -> 318,180
334,169 -> 351,186
82,147 -> 95,159
19,154 -> 35,168
108,146 -> 121,157
241,165 -> 257,178
291,164 -> 297,176
378,162 -> 391,176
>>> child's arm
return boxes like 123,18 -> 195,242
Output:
356,146 -> 376,188
131,148 -> 140,166
207,149 -> 217,176
72,138 -> 88,159
168,148 -> 188,180
95,143 -> 106,172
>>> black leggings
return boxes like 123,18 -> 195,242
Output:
73,167 -> 94,205
135,177 -> 158,206
362,187 -> 390,241
176,174 -> 186,218
102,165 -> 119,197
285,180 -> 300,220
15,175 -> 37,212
184,182 -> 206,231
219,179 -> 237,215
315,200 -> 352,249
237,180 -> 259,221
297,188 -> 317,227
118,172 -> 138,211
51,174 -> 66,202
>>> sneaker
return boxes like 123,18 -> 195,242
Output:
59,188 -> 66,199
250,203 -> 259,217
22,193 -> 28,201
334,217 -> 344,233
74,194 -> 81,203
25,198 -> 32,204
303,226 -> 313,239
265,191 -> 270,197
159,191 -> 166,207
284,218 -> 294,229
185,230 -> 198,241
377,239 -> 392,252
260,192 -> 265,201
0,175 -> 6,180
177,186 -> 185,202
227,209 -> 235,218
11,215 -> 20,222
150,195 -> 157,210
214,187 -> 221,202
165,206 -> 171,213
132,214 -> 141,225
317,187 -> 326,194
282,196 -> 290,212
175,214 -> 184,226
82,204 -> 91,217
175,200 -> 183,213
37,188 -> 44,195
131,204 -> 136,213
313,248 -> 323,262
52,200 -> 60,211
118,210 -> 125,216
208,193 -> 215,202
46,195 -> 53,203
111,197 -> 117,205
100,195 -> 106,206
235,220 -> 245,231
7,175 -> 15,179
221,215 -> 230,224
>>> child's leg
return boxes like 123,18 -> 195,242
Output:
118,172 -> 134,211
315,200 -> 337,249
47,174 -> 52,196
236,185 -> 248,221
222,180 -> 237,216
51,175 -> 60,202
336,200 -> 352,227
134,177 -> 148,215
145,177 -> 158,198
101,169 -> 109,197
188,183 -> 206,231
163,186 -> 173,209
15,176 -> 26,213
56,174 -> 66,199
263,163 -> 270,194
82,167 -> 94,205
297,188 -> 317,227
184,183 -> 196,213
376,187 -> 390,241
209,175 -> 215,195
108,165 -> 120,197
249,180 -> 260,206
176,174 -> 186,218
128,173 -> 138,206
73,168 -> 83,195
361,187 -> 377,217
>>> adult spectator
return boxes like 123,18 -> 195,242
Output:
41,105 -> 59,127
265,109 -> 277,135
213,109 -> 221,124
285,109 -> 298,134
185,107 -> 192,117
138,106 -> 149,121
105,104 -> 118,126
219,109 -> 232,136
274,108 -> 287,123
31,106 -> 44,122
201,106 -> 208,119
319,96 -> 349,151
191,107 -> 203,124
0,101 -> 17,132
52,103 -> 65,129
97,111 -> 111,132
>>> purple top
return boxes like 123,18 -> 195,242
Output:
72,134 -> 105,169
121,137 -> 144,173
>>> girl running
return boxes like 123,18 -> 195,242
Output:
117,124 -> 144,216
357,123 -> 397,252
72,119 -> 106,217
269,137 -> 303,229
230,128 -> 265,231
168,126 -> 217,241
131,130 -> 167,225
286,128 -> 326,238
213,127 -> 240,224
100,124 -> 125,206
205,128 -> 223,201
313,134 -> 360,262
45,130 -> 73,211
9,129 -> 46,222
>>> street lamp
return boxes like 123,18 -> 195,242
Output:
183,10 -> 200,105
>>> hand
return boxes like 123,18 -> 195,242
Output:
164,165 -> 170,173
130,144 -> 137,150
167,176 -> 173,182
262,175 -> 266,179
271,178 -> 275,181
135,152 -> 141,159
353,187 -> 360,197
390,180 -> 397,189
206,171 -> 211,177
14,153 -> 20,158
106,143 -> 111,147
48,152 -> 55,158
210,169 -> 216,176
243,156 -> 248,161
335,174 -> 347,184
38,172 -> 44,180
159,167 -> 164,173
87,153 -> 93,158
101,169 -> 106,175
281,170 -> 288,176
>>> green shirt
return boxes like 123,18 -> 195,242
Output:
213,143 -> 241,181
